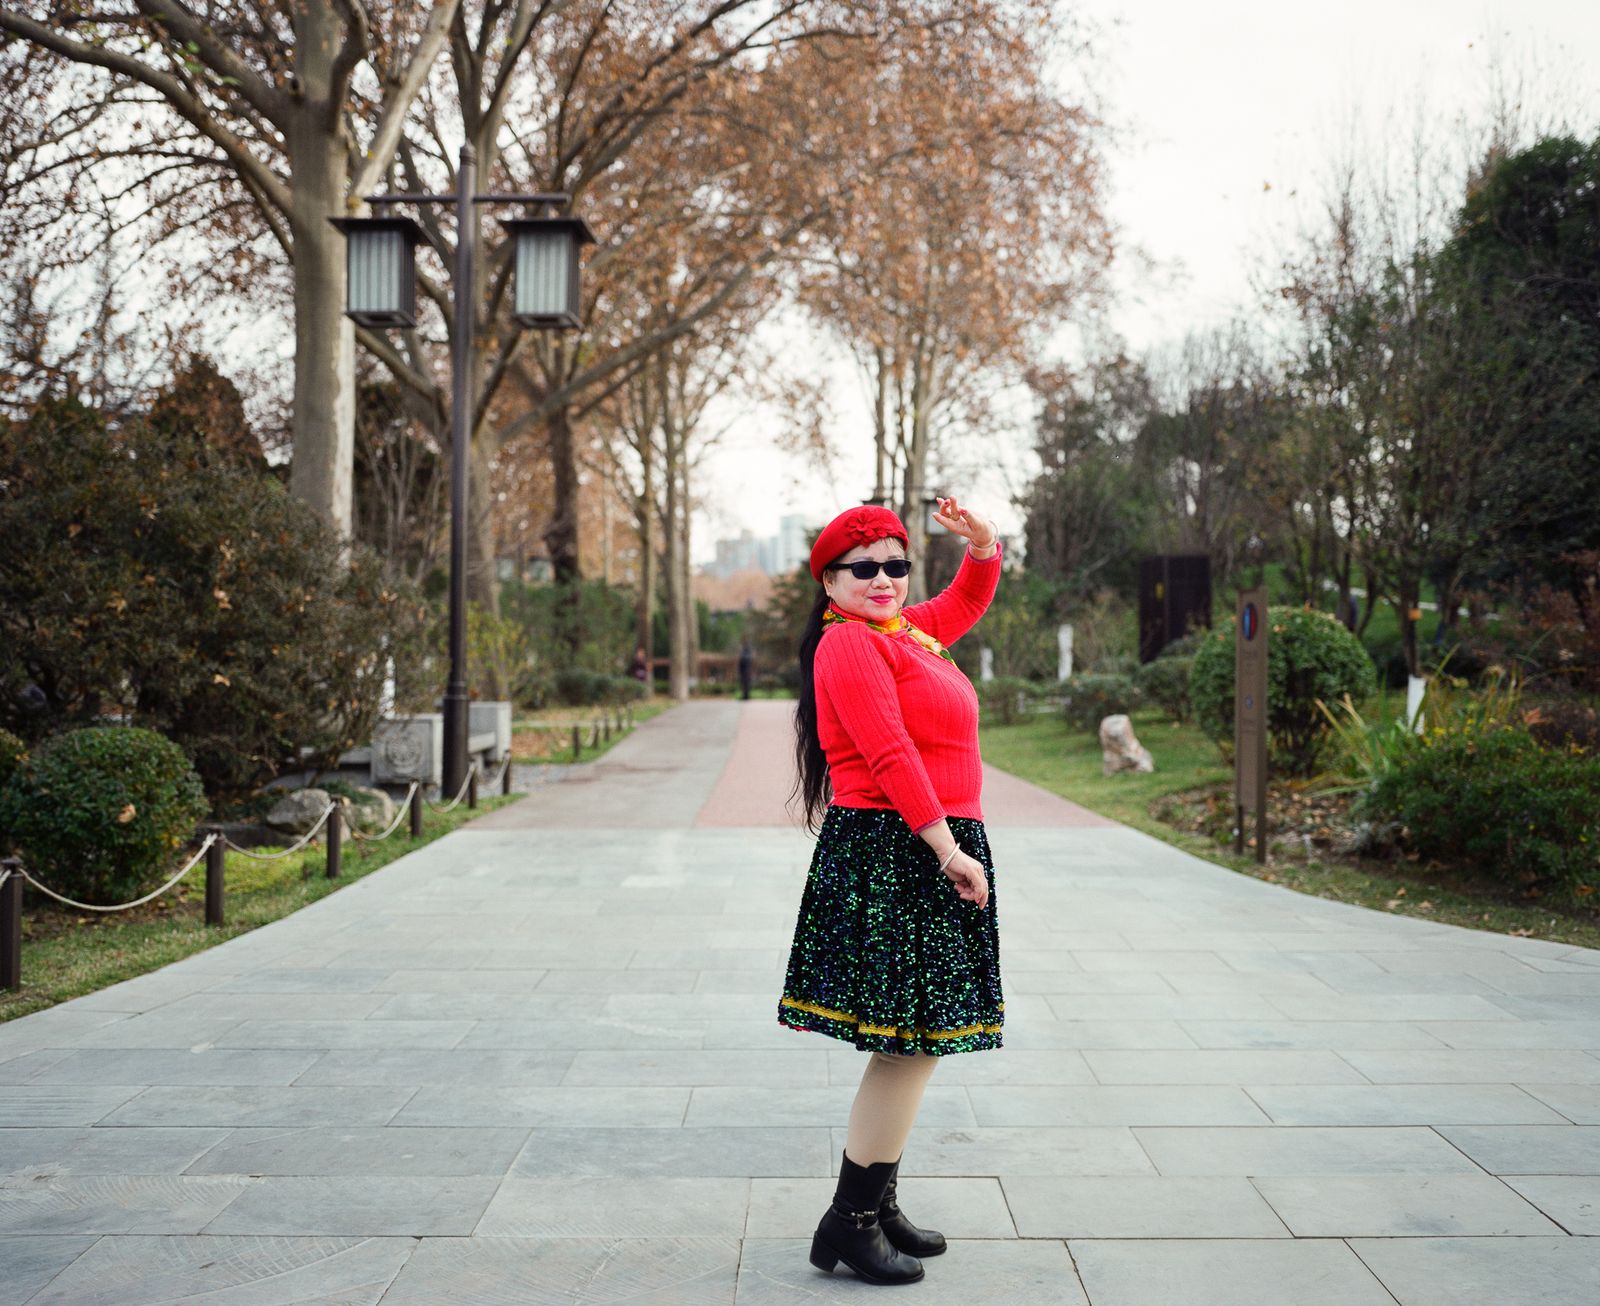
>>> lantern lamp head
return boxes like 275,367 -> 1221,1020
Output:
330,216 -> 426,328
501,216 -> 596,330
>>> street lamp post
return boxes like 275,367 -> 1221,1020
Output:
333,144 -> 595,796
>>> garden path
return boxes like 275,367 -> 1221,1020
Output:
1,699 -> 1598,1303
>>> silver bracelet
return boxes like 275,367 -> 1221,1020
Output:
937,845 -> 960,873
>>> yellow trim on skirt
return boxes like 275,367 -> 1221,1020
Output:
780,995 -> 1003,1040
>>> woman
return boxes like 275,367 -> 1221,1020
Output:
777,496 -> 1003,1286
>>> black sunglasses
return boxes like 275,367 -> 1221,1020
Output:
827,558 -> 912,581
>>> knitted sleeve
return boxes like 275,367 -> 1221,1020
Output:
814,623 -> 946,832
901,542 -> 1003,647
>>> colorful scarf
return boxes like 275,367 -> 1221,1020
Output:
823,603 -> 954,662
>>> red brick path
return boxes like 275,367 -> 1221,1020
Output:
693,700 -> 1116,828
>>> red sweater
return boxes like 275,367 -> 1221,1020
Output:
814,546 -> 1002,832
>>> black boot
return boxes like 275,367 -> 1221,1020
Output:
880,1158 -> 947,1257
809,1151 -> 925,1285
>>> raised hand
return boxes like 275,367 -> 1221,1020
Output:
931,496 -> 997,549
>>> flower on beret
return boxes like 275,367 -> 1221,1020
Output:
809,505 -> 909,581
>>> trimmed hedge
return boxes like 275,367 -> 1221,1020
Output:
1133,655 -> 1194,725
1363,727 -> 1600,903
0,727 -> 209,903
1191,607 -> 1376,775
0,728 -> 24,798
1061,674 -> 1140,735
978,676 -> 1043,726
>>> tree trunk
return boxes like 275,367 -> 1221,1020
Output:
542,405 -> 580,586
285,123 -> 355,539
663,416 -> 689,702
636,438 -> 656,665
678,456 -> 697,692
899,342 -> 933,605
468,429 -> 499,611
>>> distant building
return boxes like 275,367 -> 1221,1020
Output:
704,514 -> 812,580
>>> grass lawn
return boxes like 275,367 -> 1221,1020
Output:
1,793 -> 520,1024
981,708 -> 1600,952
511,697 -> 675,763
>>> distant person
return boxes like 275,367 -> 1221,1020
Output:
737,639 -> 754,699
778,495 -> 1002,1286
629,645 -> 648,685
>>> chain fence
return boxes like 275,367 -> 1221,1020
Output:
1,756 -> 517,992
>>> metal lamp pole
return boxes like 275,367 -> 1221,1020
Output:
337,148 -> 588,799
442,145 -> 477,797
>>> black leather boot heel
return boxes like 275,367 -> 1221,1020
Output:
880,1158 -> 947,1257
809,1151 -> 925,1285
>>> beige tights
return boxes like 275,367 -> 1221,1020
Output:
844,1050 -> 939,1165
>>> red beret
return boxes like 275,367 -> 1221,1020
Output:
809,505 -> 909,582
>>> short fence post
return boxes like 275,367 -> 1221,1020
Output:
1,858 -> 22,992
205,831 -> 225,927
603,713 -> 611,742
468,766 -> 479,810
501,758 -> 513,796
571,724 -> 580,761
409,784 -> 424,838
325,801 -> 343,879
591,721 -> 600,749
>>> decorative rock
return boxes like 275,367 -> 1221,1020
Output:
264,787 -> 333,835
1099,714 -> 1154,776
344,785 -> 395,834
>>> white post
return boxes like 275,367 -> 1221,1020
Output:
1406,674 -> 1427,734
979,647 -> 995,682
1057,624 -> 1074,682
380,657 -> 396,717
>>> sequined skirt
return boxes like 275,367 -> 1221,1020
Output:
777,805 -> 1003,1055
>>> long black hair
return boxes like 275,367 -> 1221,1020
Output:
790,584 -> 833,832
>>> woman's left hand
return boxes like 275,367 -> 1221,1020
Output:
932,496 -> 997,550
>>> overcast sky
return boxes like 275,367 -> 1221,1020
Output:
695,0 -> 1600,561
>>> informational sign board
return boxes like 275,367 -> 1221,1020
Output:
1234,587 -> 1268,863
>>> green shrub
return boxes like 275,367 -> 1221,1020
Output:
1133,655 -> 1194,725
1191,607 -> 1377,776
1363,727 -> 1600,902
978,676 -> 1041,726
553,668 -> 609,707
0,728 -> 24,795
0,727 -> 209,903
549,670 -> 644,707
603,675 -> 649,704
1061,673 -> 1140,735
500,578 -> 638,678
0,393 -> 429,801
1155,631 -> 1207,660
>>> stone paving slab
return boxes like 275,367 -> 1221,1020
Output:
1348,1236 -> 1600,1305
3,699 -> 1600,1302
1070,1238 -> 1395,1305
0,1128 -> 232,1178
19,1234 -> 415,1305
204,1176 -> 497,1236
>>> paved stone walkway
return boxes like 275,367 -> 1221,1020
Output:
2,700 -> 1598,1303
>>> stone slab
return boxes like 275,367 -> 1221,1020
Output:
204,1176 -> 496,1236
510,1127 -> 833,1179
1070,1237 -> 1395,1305
0,1128 -> 231,1177
1435,1125 -> 1600,1175
475,1177 -> 749,1238
1133,1125 -> 1482,1175
1245,1083 -> 1570,1126
1349,1235 -> 1600,1306
1504,1175 -> 1600,1235
21,1233 -> 414,1305
1003,1174 -> 1287,1238
97,1085 -> 414,1129
1252,1173 -> 1563,1236
0,1235 -> 96,1305
0,1174 -> 247,1235
185,1126 -> 529,1177
383,1236 -> 740,1305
